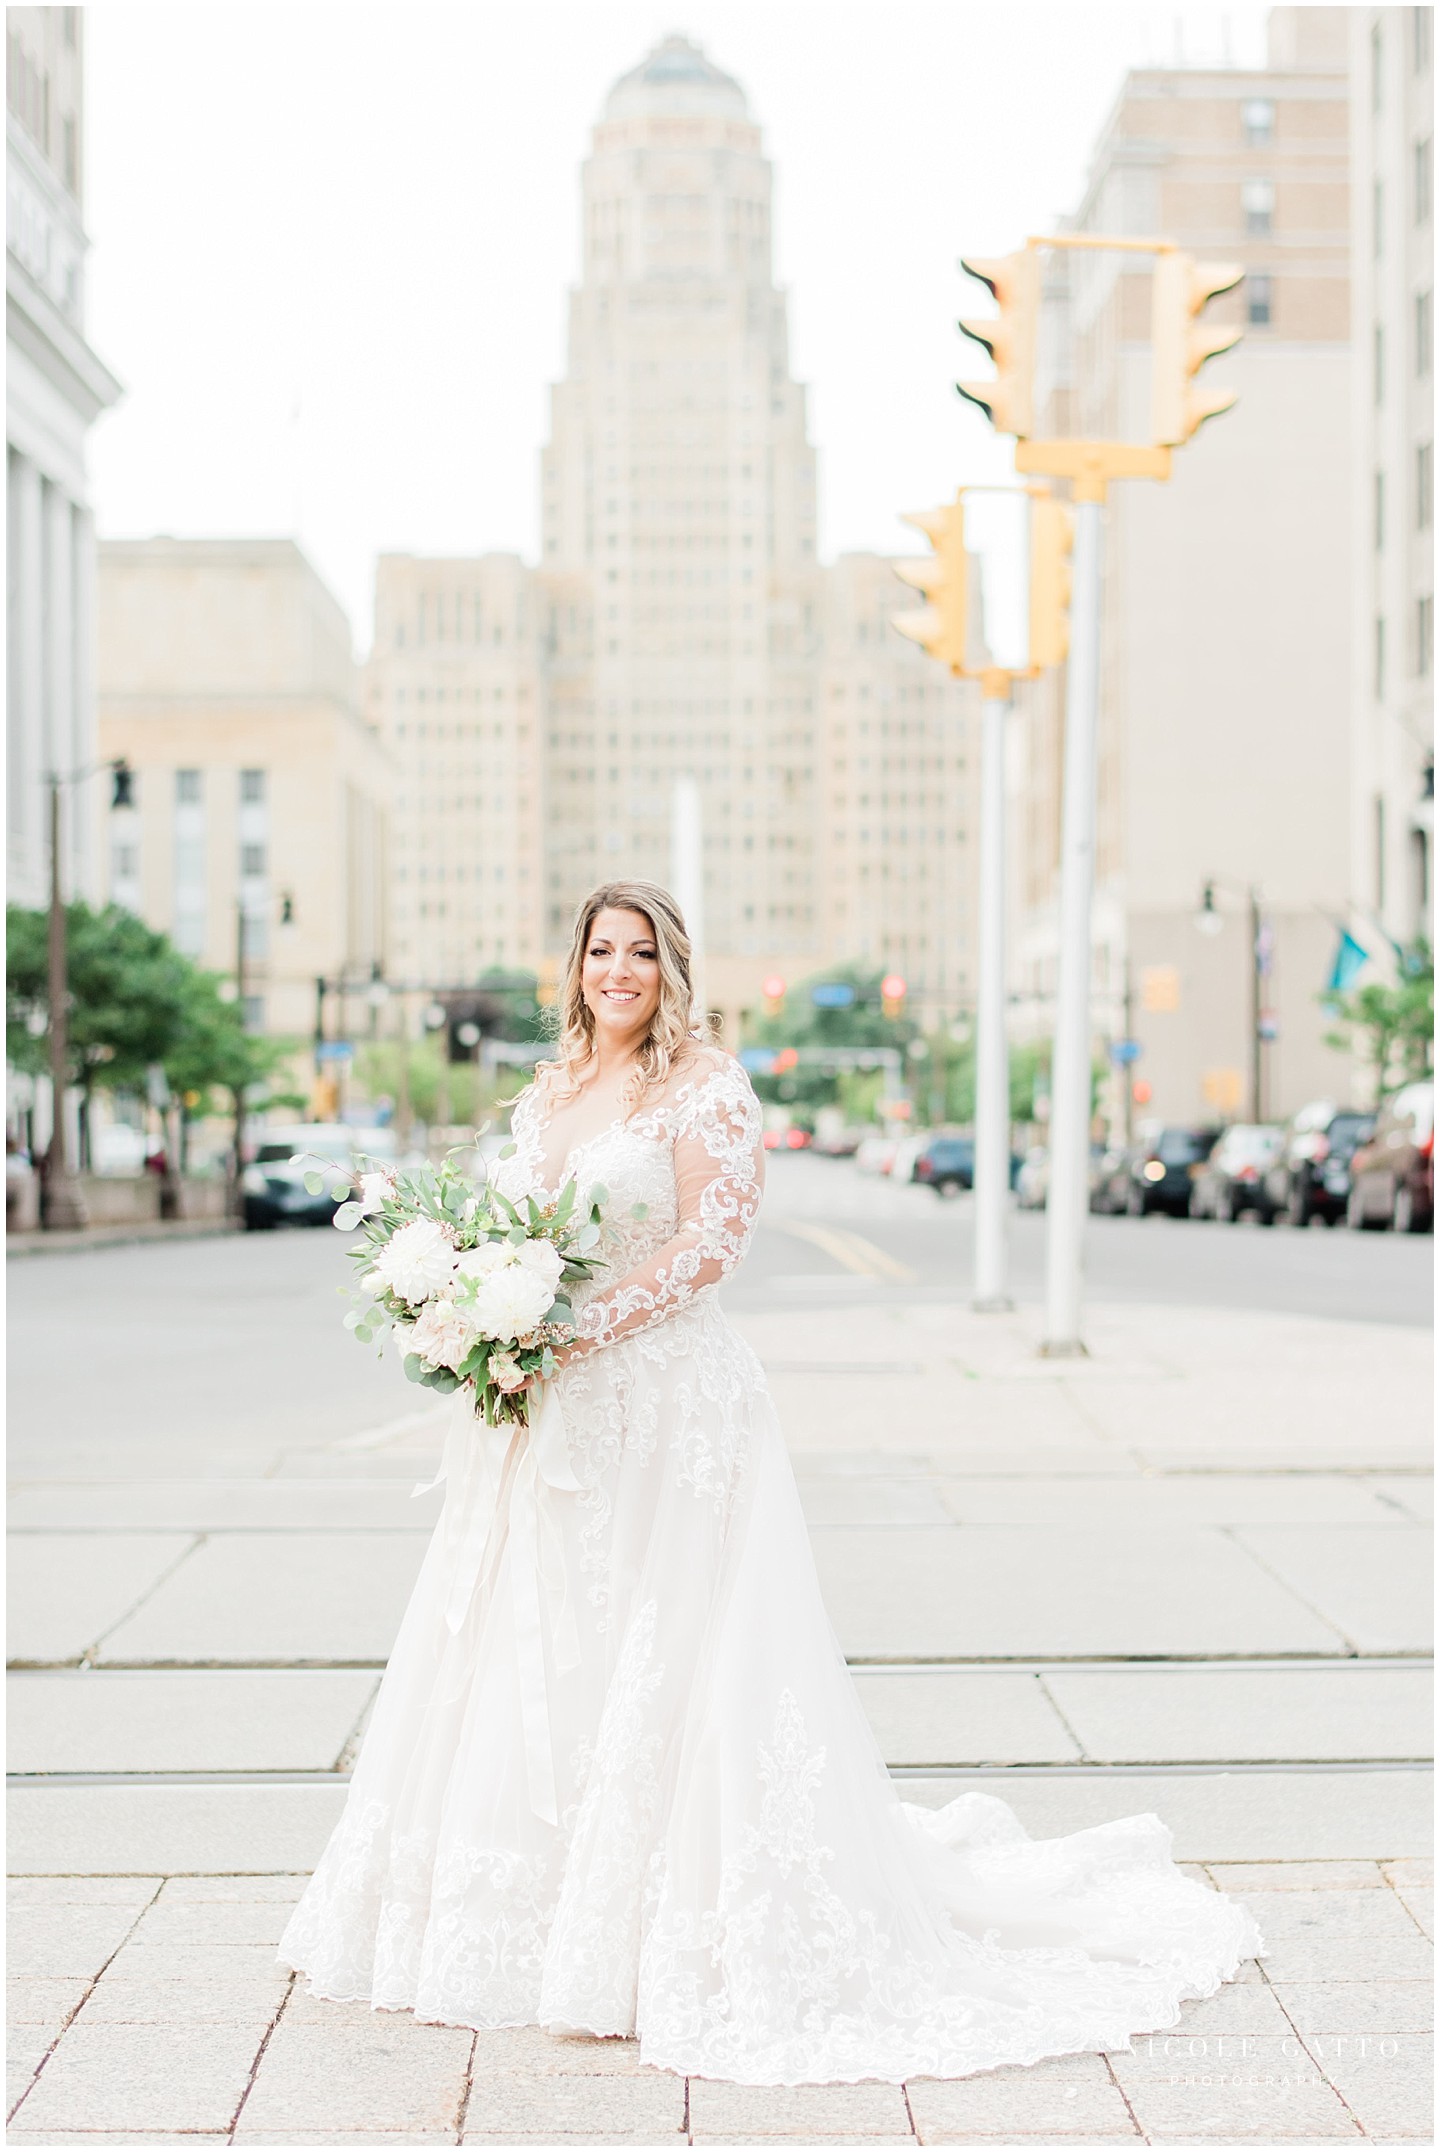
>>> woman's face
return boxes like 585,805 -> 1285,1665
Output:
581,907 -> 662,1053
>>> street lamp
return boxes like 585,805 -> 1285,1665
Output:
1193,879 -> 1269,1122
41,757 -> 133,1230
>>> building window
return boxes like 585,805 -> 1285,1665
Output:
173,772 -> 206,957
1241,178 -> 1274,236
239,768 -> 266,804
1373,21 -> 1384,110
1417,136 -> 1433,222
1412,825 -> 1431,927
1375,469 -> 1386,550
175,768 -> 203,805
1375,323 -> 1386,404
241,842 -> 267,877
1242,97 -> 1274,147
1419,440 -> 1434,529
1417,287 -> 1434,375
240,995 -> 265,1034
1419,593 -> 1434,677
1247,270 -> 1273,326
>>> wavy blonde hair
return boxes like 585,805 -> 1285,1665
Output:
538,881 -> 701,1114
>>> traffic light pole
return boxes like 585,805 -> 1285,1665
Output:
1041,491 -> 1104,1356
972,673 -> 1013,1311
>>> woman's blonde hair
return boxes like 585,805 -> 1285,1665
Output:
538,881 -> 702,1113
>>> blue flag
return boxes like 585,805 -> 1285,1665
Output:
1327,930 -> 1369,995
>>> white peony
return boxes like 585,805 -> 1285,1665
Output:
371,1218 -> 459,1306
455,1240 -> 514,1280
355,1171 -> 395,1217
408,1296 -> 475,1372
466,1262 -> 554,1343
488,1348 -> 528,1394
513,1237 -> 565,1294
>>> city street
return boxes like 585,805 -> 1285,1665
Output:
7,1153 -> 1433,2144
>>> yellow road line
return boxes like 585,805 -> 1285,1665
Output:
779,1221 -> 917,1282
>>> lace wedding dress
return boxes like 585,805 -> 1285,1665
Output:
279,1050 -> 1264,2084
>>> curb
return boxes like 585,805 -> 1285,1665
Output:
6,1217 -> 244,1259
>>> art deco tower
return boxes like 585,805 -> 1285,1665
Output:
540,35 -> 822,982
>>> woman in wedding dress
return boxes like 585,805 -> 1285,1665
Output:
280,879 -> 1264,2085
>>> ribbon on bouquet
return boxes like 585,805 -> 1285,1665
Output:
413,1381 -> 582,1827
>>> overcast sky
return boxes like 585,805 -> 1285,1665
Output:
84,3 -> 1272,649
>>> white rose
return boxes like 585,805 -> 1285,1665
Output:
467,1262 -> 553,1343
371,1218 -> 459,1306
408,1296 -> 475,1373
513,1237 -> 564,1294
455,1240 -> 514,1279
488,1348 -> 528,1395
355,1171 -> 394,1217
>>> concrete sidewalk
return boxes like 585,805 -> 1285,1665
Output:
7,1285 -> 1432,2143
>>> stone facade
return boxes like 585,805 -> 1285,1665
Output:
97,540 -> 391,1042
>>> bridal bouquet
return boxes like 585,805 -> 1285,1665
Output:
312,1143 -> 608,1428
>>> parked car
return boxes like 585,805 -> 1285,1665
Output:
1014,1146 -> 1049,1210
1090,1144 -> 1145,1214
1190,1124 -> 1286,1223
241,1123 -> 372,1230
1264,1103 -> 1376,1227
854,1134 -> 898,1176
914,1133 -> 975,1196
1124,1125 -> 1219,1218
1347,1081 -> 1435,1233
888,1132 -> 929,1184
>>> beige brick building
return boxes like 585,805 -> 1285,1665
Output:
1012,6 -> 1356,1129
371,36 -> 983,1041
97,539 -> 391,1041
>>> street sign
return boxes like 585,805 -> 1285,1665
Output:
1109,1038 -> 1142,1066
811,982 -> 856,1008
315,1041 -> 354,1063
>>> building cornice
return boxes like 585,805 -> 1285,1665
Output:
6,254 -> 122,423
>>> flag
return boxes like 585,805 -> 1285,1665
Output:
1326,930 -> 1369,995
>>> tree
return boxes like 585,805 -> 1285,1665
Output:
1324,940 -> 1434,1099
164,968 -> 305,1177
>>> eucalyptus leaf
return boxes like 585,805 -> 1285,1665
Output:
403,1354 -> 424,1384
332,1202 -> 363,1231
589,1183 -> 609,1206
343,1309 -> 362,1330
497,1142 -> 517,1160
302,1171 -> 326,1196
630,1201 -> 649,1220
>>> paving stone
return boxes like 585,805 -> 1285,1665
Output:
13,2020 -> 264,2133
463,2072 -> 686,2137
8,2136 -> 229,2146
82,1970 -> 291,2023
7,1779 -> 346,1873
158,1874 -> 308,1902
468,2022 -> 646,2074
6,1534 -> 195,1664
6,2027 -> 53,2110
1389,1882 -> 1435,1937
1207,1861 -> 1387,1891
6,1875 -> 160,1908
6,1974 -> 90,2030
688,2079 -> 912,2137
940,1476 -> 1402,1526
1272,1981 -> 1433,2036
1234,1524 -> 1432,1654
240,2015 -> 474,2134
852,1670 -> 1080,1766
9,1478 -> 443,1530
1368,1476 -> 1435,1521
94,1532 -> 426,1663
1236,1886 -> 1430,1944
812,1525 -> 1346,1658
1156,1980 -> 1293,2037
6,1900 -> 147,1978
1043,1666 -> 1431,1764
239,2136 -> 456,2146
104,1941 -> 297,1985
1302,2029 -> 1433,2139
906,2072 -> 1137,2140
1383,1857 -> 1435,1887
126,1895 -> 299,1947
7,1669 -> 377,1773
799,1476 -> 952,1524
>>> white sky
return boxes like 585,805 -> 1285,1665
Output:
84,3 -> 1272,650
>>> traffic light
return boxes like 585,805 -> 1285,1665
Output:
110,758 -> 134,810
761,973 -> 786,1017
1150,250 -> 1244,446
892,497 -> 969,673
957,248 -> 1041,439
881,972 -> 907,1019
1027,493 -> 1074,670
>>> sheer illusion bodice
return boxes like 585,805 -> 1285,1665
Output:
279,1050 -> 1264,2084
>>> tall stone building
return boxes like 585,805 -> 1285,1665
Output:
1011,6 -> 1355,1128
370,36 -> 981,1039
1349,7 -> 1433,959
6,6 -> 121,911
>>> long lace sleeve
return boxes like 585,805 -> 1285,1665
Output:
572,1059 -> 764,1353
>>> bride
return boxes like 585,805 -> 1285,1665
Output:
280,878 -> 1263,2085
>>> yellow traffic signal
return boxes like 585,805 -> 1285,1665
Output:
1028,493 -> 1074,670
957,249 -> 1041,439
1150,250 -> 1244,446
892,496 -> 969,673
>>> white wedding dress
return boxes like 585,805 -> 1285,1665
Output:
280,1050 -> 1264,2084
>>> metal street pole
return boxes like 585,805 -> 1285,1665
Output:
42,774 -> 87,1229
1249,887 -> 1263,1124
1041,492 -> 1105,1356
972,676 -> 1013,1310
